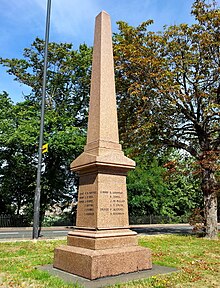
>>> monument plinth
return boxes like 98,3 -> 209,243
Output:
53,11 -> 152,280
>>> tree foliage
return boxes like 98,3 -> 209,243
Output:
0,40 -> 92,221
0,2 -> 219,237
114,0 -> 220,238
127,151 -> 202,222
0,94 -> 37,214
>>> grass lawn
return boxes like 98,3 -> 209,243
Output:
0,234 -> 219,288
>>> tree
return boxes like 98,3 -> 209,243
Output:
114,0 -> 220,238
127,151 -> 202,223
0,39 -> 92,222
162,151 -> 203,220
0,94 -> 37,215
0,38 -> 92,127
127,156 -> 168,218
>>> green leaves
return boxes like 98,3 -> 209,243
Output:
114,0 -> 220,163
114,0 -> 219,237
127,153 -> 202,221
0,39 -> 92,220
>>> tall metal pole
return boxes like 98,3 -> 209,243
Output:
33,0 -> 51,239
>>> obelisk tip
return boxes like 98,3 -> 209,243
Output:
96,10 -> 110,18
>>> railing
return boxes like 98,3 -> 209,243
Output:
129,215 -> 185,225
129,214 -> 220,225
0,215 -> 30,227
1,213 -> 219,227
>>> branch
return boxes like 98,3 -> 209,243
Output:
216,82 -> 220,104
163,138 -> 198,158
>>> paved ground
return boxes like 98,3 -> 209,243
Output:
0,226 -> 69,241
130,223 -> 194,235
0,223 -> 219,241
0,224 -> 195,241
40,264 -> 178,288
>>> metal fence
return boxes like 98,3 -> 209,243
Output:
129,215 -> 174,225
1,214 -> 174,227
1,213 -> 219,227
129,214 -> 220,225
129,215 -> 188,224
0,215 -> 30,227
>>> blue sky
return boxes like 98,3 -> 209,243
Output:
0,0 -> 195,103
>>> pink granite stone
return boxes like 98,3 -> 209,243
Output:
53,11 -> 152,280
54,245 -> 152,280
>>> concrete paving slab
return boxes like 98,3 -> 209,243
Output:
39,264 -> 178,288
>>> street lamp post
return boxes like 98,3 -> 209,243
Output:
33,0 -> 51,239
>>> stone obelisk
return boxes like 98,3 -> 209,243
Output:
53,11 -> 152,280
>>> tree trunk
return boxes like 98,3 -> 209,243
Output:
202,168 -> 218,239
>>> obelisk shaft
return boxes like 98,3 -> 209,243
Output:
54,11 -> 152,279
85,11 -> 120,153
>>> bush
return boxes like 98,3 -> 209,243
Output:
42,213 -> 76,227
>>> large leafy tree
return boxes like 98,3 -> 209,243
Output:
0,39 -> 92,221
0,94 -> 38,215
114,0 -> 220,238
127,151 -> 202,223
1,38 -> 92,127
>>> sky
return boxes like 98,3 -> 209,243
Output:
0,0 -> 196,103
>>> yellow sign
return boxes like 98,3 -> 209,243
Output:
42,143 -> 48,154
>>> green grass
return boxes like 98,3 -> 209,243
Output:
0,235 -> 219,287
0,240 -> 81,288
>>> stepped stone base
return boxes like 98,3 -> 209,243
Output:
67,229 -> 138,250
53,245 -> 152,280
